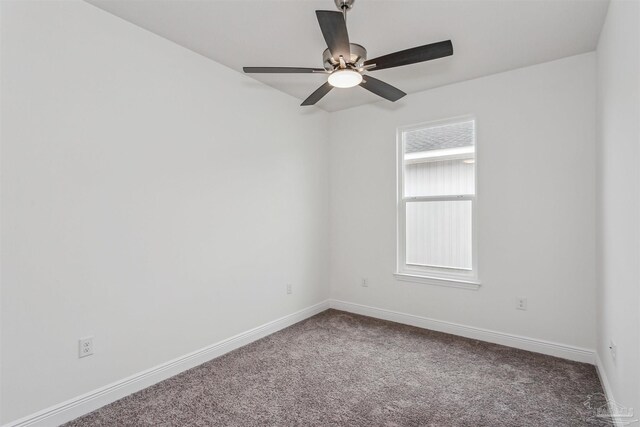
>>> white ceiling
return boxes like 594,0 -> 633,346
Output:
87,0 -> 609,112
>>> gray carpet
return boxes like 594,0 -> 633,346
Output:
65,309 -> 606,426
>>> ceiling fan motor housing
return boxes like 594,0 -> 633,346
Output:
323,43 -> 367,71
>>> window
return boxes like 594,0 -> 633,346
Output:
396,117 -> 479,288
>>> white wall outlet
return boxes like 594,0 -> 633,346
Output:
79,337 -> 94,358
609,339 -> 617,362
516,297 -> 527,310
361,278 -> 369,287
286,283 -> 292,295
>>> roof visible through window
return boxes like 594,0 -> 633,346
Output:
404,120 -> 474,153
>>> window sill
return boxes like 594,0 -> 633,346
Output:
393,272 -> 481,290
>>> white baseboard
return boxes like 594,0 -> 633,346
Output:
595,353 -> 623,427
3,300 -> 330,427
329,299 -> 596,364
4,299 -> 599,427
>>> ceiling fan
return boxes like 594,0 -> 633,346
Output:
243,0 -> 453,106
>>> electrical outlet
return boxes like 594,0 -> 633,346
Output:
79,337 -> 94,358
286,283 -> 292,295
609,340 -> 617,362
516,297 -> 527,311
361,278 -> 369,287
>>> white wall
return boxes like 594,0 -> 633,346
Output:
329,53 -> 597,350
596,0 -> 640,414
0,1 -> 329,423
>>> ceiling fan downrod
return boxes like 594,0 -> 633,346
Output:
335,0 -> 354,23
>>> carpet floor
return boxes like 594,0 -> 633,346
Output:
65,309 -> 607,426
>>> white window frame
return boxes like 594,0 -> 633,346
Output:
394,116 -> 480,290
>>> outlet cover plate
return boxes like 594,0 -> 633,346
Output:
516,297 -> 527,311
79,337 -> 94,358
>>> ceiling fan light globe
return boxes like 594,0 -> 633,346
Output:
328,69 -> 362,88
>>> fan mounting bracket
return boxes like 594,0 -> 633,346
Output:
334,0 -> 355,12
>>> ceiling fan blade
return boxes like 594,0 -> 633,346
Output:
364,40 -> 453,71
360,75 -> 406,102
243,67 -> 326,73
316,11 -> 351,60
301,82 -> 334,106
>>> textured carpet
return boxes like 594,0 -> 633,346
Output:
65,310 -> 607,426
